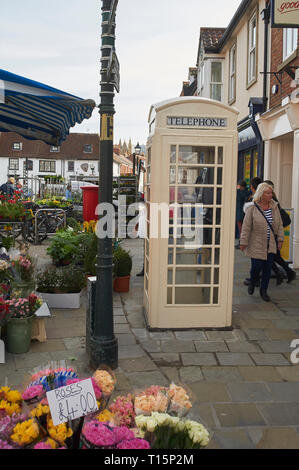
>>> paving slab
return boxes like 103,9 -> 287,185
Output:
161,367 -> 180,383
243,329 -> 269,341
181,353 -> 217,366
194,341 -> 229,353
238,366 -> 283,383
213,403 -> 266,427
174,331 -> 207,341
160,340 -> 196,353
250,353 -> 290,366
256,428 -> 299,449
216,353 -> 255,366
265,329 -> 298,340
118,344 -> 146,359
150,353 -> 181,366
258,403 -> 299,426
179,366 -> 204,383
276,365 -> 299,381
266,382 -> 299,402
226,382 -> 273,402
126,370 -> 169,388
226,341 -> 261,353
257,340 -> 293,353
201,366 -> 244,383
116,334 -> 137,346
118,356 -> 158,372
140,340 -> 161,353
210,429 -> 255,449
188,381 -> 231,403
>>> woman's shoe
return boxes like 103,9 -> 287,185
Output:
260,289 -> 271,302
248,284 -> 255,295
287,270 -> 296,283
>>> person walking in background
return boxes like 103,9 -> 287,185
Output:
0,177 -> 15,197
235,180 -> 250,249
65,184 -> 72,201
243,176 -> 263,286
263,180 -> 296,284
240,182 -> 284,302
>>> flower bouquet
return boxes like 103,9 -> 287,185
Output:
0,410 -> 27,449
108,393 -> 136,428
21,385 -> 45,406
46,415 -> 73,449
0,296 -> 9,327
167,383 -> 193,417
134,385 -> 169,416
80,419 -> 150,450
92,367 -> 116,410
135,412 -> 210,449
9,417 -> 42,448
0,386 -> 23,416
28,361 -> 79,392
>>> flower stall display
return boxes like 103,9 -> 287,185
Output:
5,292 -> 42,354
0,365 -> 210,450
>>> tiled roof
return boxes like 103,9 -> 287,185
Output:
200,27 -> 226,51
0,132 -> 100,160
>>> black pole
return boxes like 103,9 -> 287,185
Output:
133,153 -> 136,175
89,0 -> 118,370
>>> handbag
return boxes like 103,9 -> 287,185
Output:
278,204 -> 291,228
254,203 -> 278,249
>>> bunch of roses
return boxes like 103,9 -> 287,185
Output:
22,385 -> 44,404
93,370 -> 115,395
167,383 -> 192,416
108,394 -> 136,427
135,412 -> 210,449
134,389 -> 168,416
81,420 -> 150,449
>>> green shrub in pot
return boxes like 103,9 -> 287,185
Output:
113,247 -> 132,278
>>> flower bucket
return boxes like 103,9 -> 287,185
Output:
6,315 -> 34,354
113,275 -> 130,293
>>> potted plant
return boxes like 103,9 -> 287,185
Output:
11,255 -> 36,297
36,266 -> 86,309
5,293 -> 42,354
47,230 -> 80,266
113,247 -> 132,293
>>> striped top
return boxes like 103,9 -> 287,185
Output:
263,209 -> 273,240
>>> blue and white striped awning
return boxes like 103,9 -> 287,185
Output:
0,69 -> 96,146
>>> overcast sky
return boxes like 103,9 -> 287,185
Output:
1,0 -> 242,147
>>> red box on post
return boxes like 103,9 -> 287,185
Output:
81,185 -> 99,222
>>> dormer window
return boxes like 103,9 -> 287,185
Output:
12,142 -> 22,151
50,146 -> 60,152
83,144 -> 92,153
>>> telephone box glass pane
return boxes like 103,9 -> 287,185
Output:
170,145 -> 176,163
175,287 -> 210,305
170,166 -> 176,184
218,147 -> 223,164
168,248 -> 174,264
178,167 -> 215,185
175,268 -> 211,285
176,248 -> 212,265
167,288 -> 172,304
168,269 -> 173,284
178,146 -> 215,164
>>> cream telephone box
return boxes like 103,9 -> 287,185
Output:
144,97 -> 238,329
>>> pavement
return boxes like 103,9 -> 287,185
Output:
1,237 -> 299,449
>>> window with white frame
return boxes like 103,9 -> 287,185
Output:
198,63 -> 205,96
68,161 -> 75,172
50,146 -> 60,152
283,28 -> 298,60
210,61 -> 222,101
12,142 -> 22,151
248,13 -> 257,84
9,158 -> 19,170
229,44 -> 236,103
39,160 -> 56,172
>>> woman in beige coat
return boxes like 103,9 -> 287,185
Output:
240,182 -> 284,302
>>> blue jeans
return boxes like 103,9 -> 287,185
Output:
250,254 -> 275,291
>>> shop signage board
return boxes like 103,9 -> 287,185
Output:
281,209 -> 294,263
271,0 -> 299,27
46,378 -> 98,425
167,117 -> 227,128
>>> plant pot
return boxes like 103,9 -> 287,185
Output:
113,275 -> 130,293
36,291 -> 82,309
6,315 -> 34,354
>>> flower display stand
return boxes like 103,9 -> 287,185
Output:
36,291 -> 82,309
31,303 -> 51,343
0,326 -> 4,364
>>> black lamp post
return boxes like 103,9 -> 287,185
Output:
132,142 -> 141,175
89,0 -> 119,370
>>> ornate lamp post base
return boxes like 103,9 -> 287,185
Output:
89,335 -> 118,370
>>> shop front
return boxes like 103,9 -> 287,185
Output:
256,96 -> 299,268
237,98 -> 264,185
144,97 -> 238,329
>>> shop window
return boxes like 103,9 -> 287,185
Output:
283,28 -> 298,60
210,62 -> 222,101
229,44 -> 236,103
9,158 -> 19,170
248,13 -> 257,85
39,160 -> 56,172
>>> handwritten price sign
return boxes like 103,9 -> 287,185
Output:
46,379 -> 98,426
